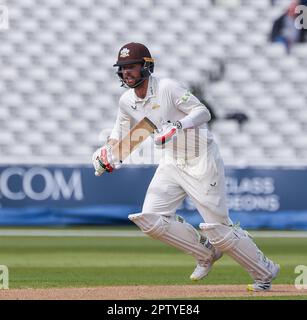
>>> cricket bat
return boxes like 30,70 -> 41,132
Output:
95,117 -> 157,176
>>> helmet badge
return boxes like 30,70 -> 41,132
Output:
120,48 -> 130,58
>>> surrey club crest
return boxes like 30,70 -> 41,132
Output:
120,48 -> 130,58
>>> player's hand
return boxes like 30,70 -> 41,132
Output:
92,145 -> 120,176
154,121 -> 182,146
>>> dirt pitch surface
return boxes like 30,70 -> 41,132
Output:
0,284 -> 306,300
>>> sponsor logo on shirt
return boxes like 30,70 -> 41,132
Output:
181,91 -> 191,102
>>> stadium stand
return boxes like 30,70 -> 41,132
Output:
0,0 -> 306,166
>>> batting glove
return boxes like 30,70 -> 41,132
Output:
92,145 -> 121,176
154,121 -> 182,147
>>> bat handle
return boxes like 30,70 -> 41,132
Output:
95,168 -> 106,176
94,155 -> 107,176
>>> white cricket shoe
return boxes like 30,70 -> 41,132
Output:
190,250 -> 223,281
247,263 -> 280,292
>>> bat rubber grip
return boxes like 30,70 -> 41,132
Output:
95,169 -> 106,176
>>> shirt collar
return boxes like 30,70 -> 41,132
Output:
134,76 -> 157,102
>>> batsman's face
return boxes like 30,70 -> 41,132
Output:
121,63 -> 142,87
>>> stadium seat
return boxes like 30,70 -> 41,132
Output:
238,82 -> 264,99
296,110 -> 307,126
275,122 -> 302,136
292,135 -> 307,149
265,109 -> 290,124
291,44 -> 307,59
257,69 -> 281,83
8,144 -> 32,156
0,132 -> 14,144
211,120 -> 239,135
266,147 -> 296,160
244,121 -> 270,135
259,134 -> 284,148
263,44 -> 287,59
226,66 -> 251,83
282,96 -> 307,112
0,108 -> 10,119
196,19 -> 217,34
229,133 -> 252,148
276,56 -> 299,71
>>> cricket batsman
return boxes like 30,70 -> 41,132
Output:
92,42 -> 280,291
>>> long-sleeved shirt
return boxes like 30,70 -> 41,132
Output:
110,76 -> 216,177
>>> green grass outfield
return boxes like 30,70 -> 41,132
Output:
0,227 -> 307,299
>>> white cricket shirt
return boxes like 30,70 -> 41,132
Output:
110,76 -> 216,176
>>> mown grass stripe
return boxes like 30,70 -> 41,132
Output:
0,229 -> 306,238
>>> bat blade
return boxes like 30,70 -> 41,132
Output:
96,117 -> 157,176
112,117 -> 157,163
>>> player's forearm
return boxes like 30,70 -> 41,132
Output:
179,106 -> 211,129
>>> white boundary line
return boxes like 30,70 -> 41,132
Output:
0,229 -> 306,238
0,229 -> 143,237
250,231 -> 307,238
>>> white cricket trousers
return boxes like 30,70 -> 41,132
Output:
142,142 -> 233,225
